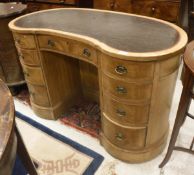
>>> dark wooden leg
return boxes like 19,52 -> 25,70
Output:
159,67 -> 194,168
15,126 -> 38,175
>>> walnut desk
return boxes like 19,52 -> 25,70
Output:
9,9 -> 187,163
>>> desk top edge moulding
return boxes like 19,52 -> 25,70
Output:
9,8 -> 187,61
9,8 -> 188,163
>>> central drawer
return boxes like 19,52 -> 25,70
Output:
102,74 -> 152,101
37,35 -> 98,65
102,115 -> 147,149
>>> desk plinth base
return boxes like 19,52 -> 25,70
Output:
100,132 -> 167,163
31,102 -> 66,120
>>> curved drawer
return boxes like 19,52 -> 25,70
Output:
18,49 -> 40,66
102,74 -> 152,101
13,33 -> 36,49
102,115 -> 146,149
102,95 -> 149,126
22,65 -> 45,85
38,35 -> 98,65
101,54 -> 154,81
28,83 -> 50,107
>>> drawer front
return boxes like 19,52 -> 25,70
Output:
45,0 -> 76,4
94,0 -> 115,10
102,74 -> 152,101
38,35 -> 69,53
18,49 -> 40,66
102,116 -> 146,149
28,84 -> 50,107
114,0 -> 132,12
69,41 -> 98,65
131,0 -> 180,22
101,55 -> 154,81
38,35 -> 98,65
13,33 -> 36,49
22,65 -> 45,85
103,95 -> 149,126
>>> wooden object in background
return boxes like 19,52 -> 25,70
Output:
9,8 -> 187,163
25,0 -> 93,12
0,79 -> 37,175
93,0 -> 180,23
159,41 -> 194,168
0,3 -> 25,92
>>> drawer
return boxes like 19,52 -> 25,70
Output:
28,83 -> 50,107
102,74 -> 152,101
13,33 -> 36,49
114,0 -> 132,12
44,0 -> 76,4
38,35 -> 69,52
131,0 -> 180,22
22,65 -> 45,85
101,55 -> 154,81
94,0 -> 115,10
103,95 -> 149,126
18,49 -> 40,66
69,41 -> 98,65
38,35 -> 98,65
102,115 -> 146,149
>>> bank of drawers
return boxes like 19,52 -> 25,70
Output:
37,35 -> 98,66
94,0 -> 180,23
101,55 -> 154,149
13,33 -> 50,107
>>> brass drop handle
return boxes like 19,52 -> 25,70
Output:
151,7 -> 156,13
115,133 -> 124,141
19,54 -> 24,60
83,48 -> 91,58
29,91 -> 35,96
115,65 -> 127,75
23,71 -> 29,77
15,38 -> 20,44
116,86 -> 127,94
48,39 -> 55,47
116,109 -> 126,117
59,0 -> 66,3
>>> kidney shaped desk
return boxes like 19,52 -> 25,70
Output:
9,9 -> 187,163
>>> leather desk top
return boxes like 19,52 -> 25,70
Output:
10,8 -> 187,59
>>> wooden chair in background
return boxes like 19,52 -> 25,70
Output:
159,41 -> 194,168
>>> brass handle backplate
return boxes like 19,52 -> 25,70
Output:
116,86 -> 127,94
15,39 -> 20,45
29,91 -> 35,96
83,48 -> 91,58
115,65 -> 127,75
23,71 -> 29,77
19,54 -> 24,60
116,109 -> 126,117
115,133 -> 124,141
48,39 -> 55,47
